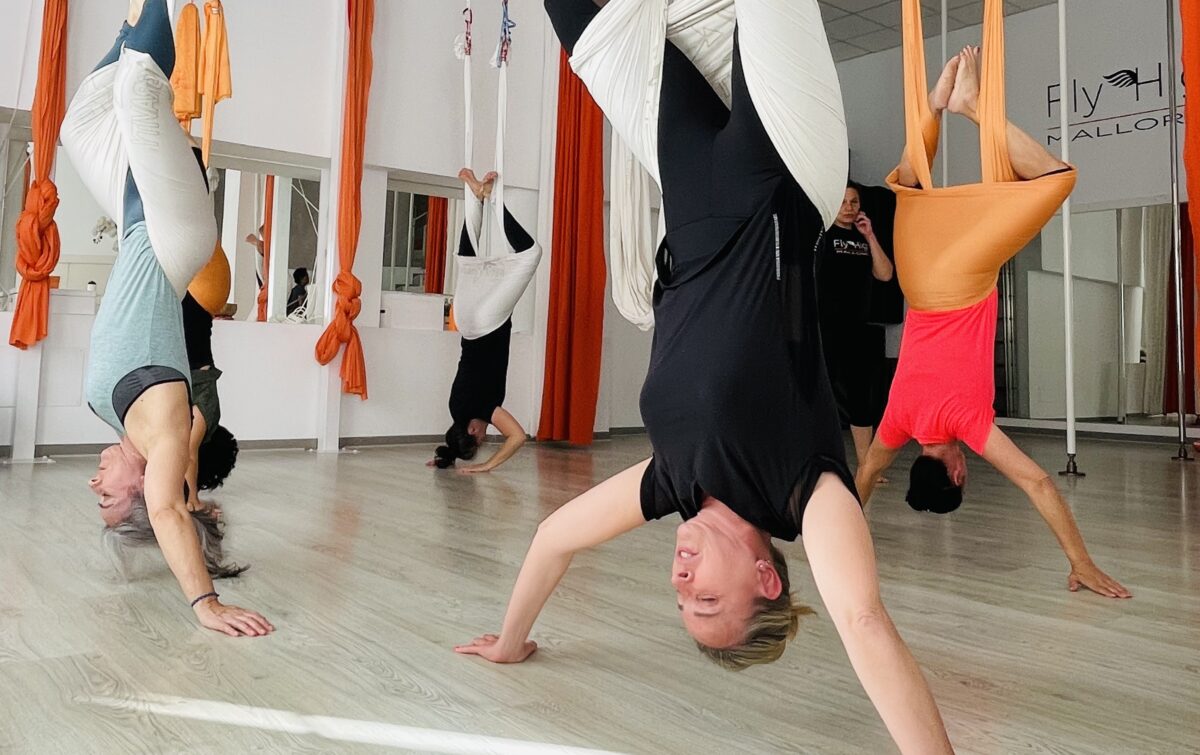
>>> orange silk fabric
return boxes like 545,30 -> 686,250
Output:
885,0 -> 1076,312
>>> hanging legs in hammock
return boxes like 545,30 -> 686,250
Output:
895,47 -> 1069,189
455,169 -> 536,257
62,0 -> 215,298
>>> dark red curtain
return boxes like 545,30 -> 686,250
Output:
537,49 -> 606,445
1165,203 -> 1196,415
424,196 -> 448,294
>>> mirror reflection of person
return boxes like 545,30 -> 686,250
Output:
245,224 -> 265,286
66,0 -> 271,636
429,169 -> 530,474
818,183 -> 893,474
286,267 -> 309,315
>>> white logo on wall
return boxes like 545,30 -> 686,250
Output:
1045,62 -> 1185,146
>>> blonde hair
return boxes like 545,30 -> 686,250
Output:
695,543 -> 815,671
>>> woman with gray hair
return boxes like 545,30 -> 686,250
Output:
66,0 -> 271,637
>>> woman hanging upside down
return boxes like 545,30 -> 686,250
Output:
459,1 -> 952,751
855,23 -> 1129,599
430,169 -> 533,473
65,0 -> 272,636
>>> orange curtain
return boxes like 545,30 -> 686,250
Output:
1183,0 -> 1200,406
423,196 -> 448,294
256,175 -> 275,322
171,1 -> 202,128
536,50 -> 606,445
314,0 -> 373,399
9,0 -> 68,350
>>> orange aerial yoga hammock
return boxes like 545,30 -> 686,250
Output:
188,244 -> 232,317
9,0 -> 68,350
886,0 -> 1077,313
314,0 -> 373,399
171,1 -> 202,128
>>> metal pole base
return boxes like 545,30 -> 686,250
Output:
1172,443 -> 1193,461
1058,454 -> 1085,477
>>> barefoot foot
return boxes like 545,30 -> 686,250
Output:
929,55 -> 960,114
459,168 -> 486,200
947,46 -> 981,123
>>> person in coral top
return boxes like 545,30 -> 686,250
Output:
855,45 -> 1129,600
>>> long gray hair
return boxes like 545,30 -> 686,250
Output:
102,496 -> 248,580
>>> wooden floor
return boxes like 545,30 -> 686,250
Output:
1,433 -> 1197,754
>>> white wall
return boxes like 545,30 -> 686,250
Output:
367,0 -> 546,191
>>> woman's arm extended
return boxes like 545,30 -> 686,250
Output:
455,458 -> 651,662
803,473 -> 953,754
459,407 -> 526,474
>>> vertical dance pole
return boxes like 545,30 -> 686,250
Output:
1058,0 -> 1084,476
941,0 -> 948,186
1166,0 -> 1193,460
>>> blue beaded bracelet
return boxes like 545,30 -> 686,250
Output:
190,591 -> 219,608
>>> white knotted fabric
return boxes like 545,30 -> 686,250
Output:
576,0 -> 847,329
453,1 -> 543,341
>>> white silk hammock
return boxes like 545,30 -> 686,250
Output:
452,1 -> 543,341
584,0 -> 848,330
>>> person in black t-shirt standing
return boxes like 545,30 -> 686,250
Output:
428,169 -> 530,473
819,183 -> 894,471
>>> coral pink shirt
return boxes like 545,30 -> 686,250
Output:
877,290 -> 998,455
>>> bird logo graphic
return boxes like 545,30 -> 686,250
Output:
1103,69 -> 1139,88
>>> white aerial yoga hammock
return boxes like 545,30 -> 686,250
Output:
578,0 -> 847,329
452,1 -> 543,341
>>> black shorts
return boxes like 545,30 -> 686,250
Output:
822,324 -> 884,428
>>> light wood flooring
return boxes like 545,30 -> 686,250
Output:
1,433 -> 1197,754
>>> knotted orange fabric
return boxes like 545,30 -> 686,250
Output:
171,1 -> 202,127
9,0 -> 68,350
199,0 -> 232,166
256,175 -> 275,322
314,0 -> 373,399
886,0 -> 1076,312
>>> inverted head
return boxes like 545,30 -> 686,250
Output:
907,448 -> 966,514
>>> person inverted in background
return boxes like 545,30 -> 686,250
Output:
459,3 -> 953,752
64,0 -> 271,636
429,169 -> 531,473
855,40 -> 1129,600
819,182 -> 894,472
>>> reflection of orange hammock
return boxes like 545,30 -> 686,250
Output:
885,0 -> 1075,313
